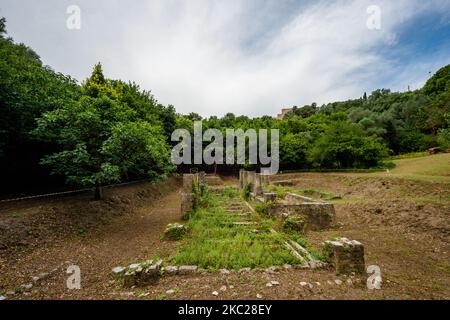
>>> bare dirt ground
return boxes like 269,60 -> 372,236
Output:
1,166 -> 449,300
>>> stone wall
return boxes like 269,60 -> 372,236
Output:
181,174 -> 197,219
267,203 -> 335,231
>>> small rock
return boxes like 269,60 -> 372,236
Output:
0,296 -> 6,301
6,291 -> 15,296
300,282 -> 308,287
164,266 -> 179,275
166,289 -> 175,295
239,268 -> 251,273
139,292 -> 150,297
128,263 -> 140,270
327,280 -> 333,285
220,285 -> 227,291
315,282 -> 321,286
38,272 -> 49,280
21,283 -> 33,291
32,276 -> 40,283
283,264 -> 292,270
112,266 -> 126,275
256,294 -> 263,299
335,279 -> 343,285
178,265 -> 198,275
219,269 -> 230,275
271,281 -> 280,286
229,285 -> 234,289
266,282 -> 273,287
212,291 -> 219,296
347,279 -> 353,285
265,266 -> 279,274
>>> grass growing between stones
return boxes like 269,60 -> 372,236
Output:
169,190 -> 300,270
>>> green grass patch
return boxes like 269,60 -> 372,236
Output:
169,191 -> 299,270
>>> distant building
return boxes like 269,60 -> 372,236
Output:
277,108 -> 294,119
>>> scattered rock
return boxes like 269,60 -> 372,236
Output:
220,285 -> 227,291
178,265 -> 198,275
266,282 -> 273,287
128,263 -> 140,270
139,292 -> 150,297
283,264 -> 293,270
164,266 -> 179,275
21,283 -> 33,291
166,289 -> 175,295
347,279 -> 353,285
112,266 -> 126,275
0,296 -> 6,301
6,291 -> 15,296
219,269 -> 230,275
164,223 -> 188,240
315,282 -> 321,286
212,291 -> 219,297
239,268 -> 251,273
229,285 -> 234,289
256,294 -> 263,299
270,281 -> 280,286
265,266 -> 279,274
300,282 -> 308,287
335,279 -> 343,285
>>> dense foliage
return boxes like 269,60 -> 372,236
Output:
1,17 -> 449,197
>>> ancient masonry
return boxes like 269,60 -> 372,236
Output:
323,238 -> 365,275
239,170 -> 336,231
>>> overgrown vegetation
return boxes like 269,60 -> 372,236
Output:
170,190 -> 301,269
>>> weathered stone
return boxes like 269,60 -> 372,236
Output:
239,267 -> 251,273
123,270 -> 137,288
212,291 -> 219,296
166,289 -> 175,295
164,266 -> 179,275
178,265 -> 198,275
267,200 -> 336,231
112,266 -> 126,275
0,295 -> 6,301
219,269 -> 230,275
164,223 -> 188,240
263,193 -> 277,203
282,216 -> 306,234
181,192 -> 193,219
128,263 -> 140,270
253,174 -> 264,196
324,238 -> 365,275
21,283 -> 33,291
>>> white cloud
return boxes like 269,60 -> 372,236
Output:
1,0 -> 449,117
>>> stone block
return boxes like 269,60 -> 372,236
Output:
178,265 -> 198,275
164,223 -> 188,240
323,238 -> 365,275
263,193 -> 276,202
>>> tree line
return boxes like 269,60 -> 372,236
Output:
1,17 -> 449,198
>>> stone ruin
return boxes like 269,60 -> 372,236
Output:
239,169 -> 336,232
180,173 -> 197,220
323,238 -> 365,275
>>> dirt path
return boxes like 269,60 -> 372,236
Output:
0,181 -> 182,299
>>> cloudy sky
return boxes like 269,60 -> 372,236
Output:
1,0 -> 450,117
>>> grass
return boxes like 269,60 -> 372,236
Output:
265,184 -> 339,201
169,188 -> 305,270
369,153 -> 450,183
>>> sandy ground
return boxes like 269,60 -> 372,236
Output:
0,171 -> 449,300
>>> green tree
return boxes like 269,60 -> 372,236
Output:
34,64 -> 173,199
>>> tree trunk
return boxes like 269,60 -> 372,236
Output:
94,182 -> 103,200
